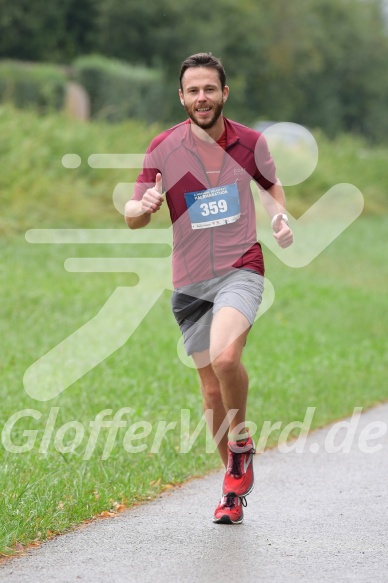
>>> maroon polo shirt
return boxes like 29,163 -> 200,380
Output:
132,117 -> 277,288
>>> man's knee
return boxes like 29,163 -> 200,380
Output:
201,380 -> 223,408
211,348 -> 241,379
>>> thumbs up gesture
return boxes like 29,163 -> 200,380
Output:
141,173 -> 164,214
272,213 -> 293,248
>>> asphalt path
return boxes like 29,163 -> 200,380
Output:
1,404 -> 387,583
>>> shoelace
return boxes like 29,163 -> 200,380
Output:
227,449 -> 245,477
222,492 -> 247,508
227,444 -> 255,477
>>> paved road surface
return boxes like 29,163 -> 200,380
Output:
1,404 -> 387,582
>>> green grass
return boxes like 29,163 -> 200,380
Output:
1,106 -> 388,555
1,104 -> 388,238
0,105 -> 164,235
287,129 -> 388,216
1,217 -> 387,555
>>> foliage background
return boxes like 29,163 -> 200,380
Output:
0,0 -> 388,140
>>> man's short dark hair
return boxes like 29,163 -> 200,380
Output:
179,53 -> 226,90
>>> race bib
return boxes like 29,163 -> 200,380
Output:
184,183 -> 241,229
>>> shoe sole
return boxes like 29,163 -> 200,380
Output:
213,514 -> 243,525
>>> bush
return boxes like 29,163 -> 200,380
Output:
0,60 -> 66,112
72,54 -> 165,123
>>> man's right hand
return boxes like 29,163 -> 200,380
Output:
141,173 -> 164,214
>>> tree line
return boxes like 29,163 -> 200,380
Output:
1,0 -> 387,141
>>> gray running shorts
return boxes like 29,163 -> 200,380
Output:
171,269 -> 264,356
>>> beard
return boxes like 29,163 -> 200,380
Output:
184,98 -> 224,130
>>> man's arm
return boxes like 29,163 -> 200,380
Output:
252,132 -> 293,248
124,200 -> 151,229
259,180 -> 293,248
125,173 -> 164,230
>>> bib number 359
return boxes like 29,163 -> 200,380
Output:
184,183 -> 240,229
200,199 -> 228,216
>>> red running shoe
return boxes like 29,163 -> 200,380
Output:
213,492 -> 247,524
222,436 -> 255,496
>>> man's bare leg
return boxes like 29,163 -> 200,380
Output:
192,351 -> 229,467
209,307 -> 251,437
192,307 -> 252,465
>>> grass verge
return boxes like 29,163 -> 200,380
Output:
1,216 -> 387,555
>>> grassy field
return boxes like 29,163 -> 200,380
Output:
1,106 -> 387,556
1,104 -> 388,237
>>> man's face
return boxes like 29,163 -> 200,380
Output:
179,67 -> 229,130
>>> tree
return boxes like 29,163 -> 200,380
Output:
0,0 -> 97,62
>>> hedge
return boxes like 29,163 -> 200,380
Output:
0,60 -> 66,112
72,55 -> 165,123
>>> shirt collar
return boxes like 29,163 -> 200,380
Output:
182,116 -> 239,149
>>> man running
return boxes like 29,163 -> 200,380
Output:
125,52 -> 293,524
